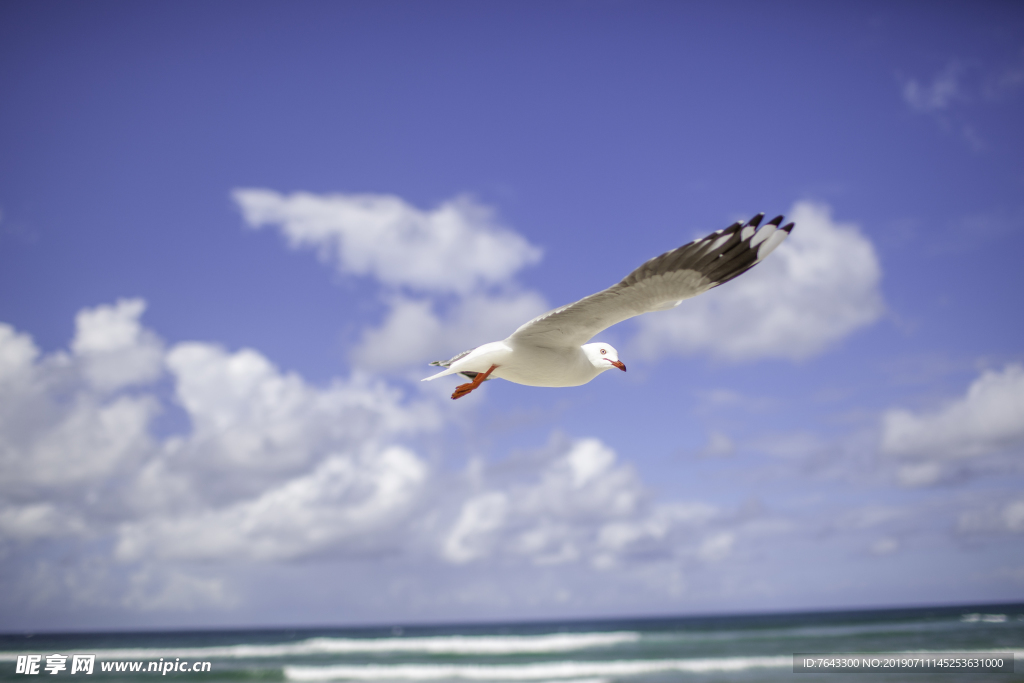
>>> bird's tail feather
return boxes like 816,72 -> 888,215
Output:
421,367 -> 458,382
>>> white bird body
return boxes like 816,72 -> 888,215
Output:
427,340 -> 616,388
423,212 -> 795,399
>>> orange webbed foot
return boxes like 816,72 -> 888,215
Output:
450,364 -> 498,400
451,383 -> 475,399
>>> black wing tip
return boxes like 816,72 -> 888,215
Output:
767,214 -> 784,227
746,212 -> 765,228
780,221 -> 795,234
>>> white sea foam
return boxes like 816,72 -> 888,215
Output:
961,613 -> 1007,623
282,650 -> 1024,681
282,657 -> 792,681
0,632 -> 640,661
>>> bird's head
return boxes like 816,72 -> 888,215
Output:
583,343 -> 626,373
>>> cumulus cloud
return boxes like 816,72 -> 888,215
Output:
882,364 -> 1024,459
443,438 -> 646,566
233,189 -> 542,295
163,342 -> 436,490
233,189 -> 548,371
441,438 -> 725,569
5,394 -> 158,493
0,323 -> 38,382
634,201 -> 884,362
0,306 -> 160,495
236,191 -> 883,372
0,503 -> 87,541
117,446 -> 427,562
0,300 -> 440,610
72,298 -> 164,392
11,296 -> 980,621
6,301 -> 764,616
142,341 -> 440,549
443,491 -> 511,564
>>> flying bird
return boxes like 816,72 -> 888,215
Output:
423,212 -> 794,399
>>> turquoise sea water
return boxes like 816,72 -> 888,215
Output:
2,604 -> 1022,683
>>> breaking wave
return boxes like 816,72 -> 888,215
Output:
0,632 -> 641,661
283,657 -> 791,681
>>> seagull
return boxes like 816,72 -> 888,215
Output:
423,212 -> 794,399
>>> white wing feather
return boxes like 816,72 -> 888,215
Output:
508,213 -> 794,348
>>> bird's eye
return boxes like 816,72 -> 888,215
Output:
600,349 -> 607,355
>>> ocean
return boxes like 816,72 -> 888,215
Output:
2,604 -> 1021,683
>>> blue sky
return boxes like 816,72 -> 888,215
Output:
1,1 -> 1023,631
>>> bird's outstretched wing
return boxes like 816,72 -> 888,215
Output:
509,213 -> 794,348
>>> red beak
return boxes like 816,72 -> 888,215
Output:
608,359 -> 626,372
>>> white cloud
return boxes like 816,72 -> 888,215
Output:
443,491 -> 510,564
8,291 -> 974,622
882,364 -> 1024,459
7,394 -> 158,491
117,445 -> 427,562
72,298 -> 164,392
903,63 -> 963,112
0,323 -> 39,383
0,503 -> 87,541
0,314 -> 159,493
441,438 -> 647,566
236,191 -> 886,374
233,189 -> 542,295
0,300 -> 441,612
0,300 -> 164,495
163,342 -> 437,488
441,438 -> 724,569
634,201 -> 884,362
233,189 -> 549,372
441,438 -> 646,566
